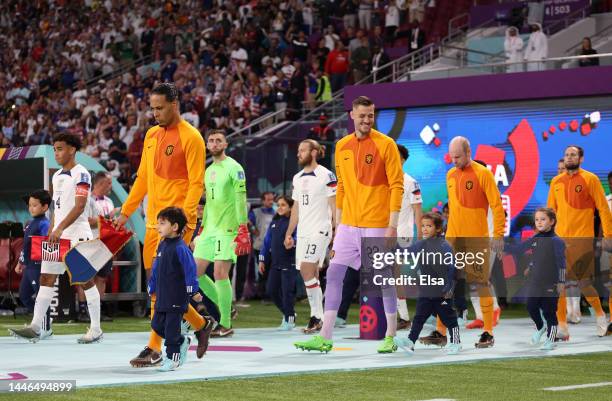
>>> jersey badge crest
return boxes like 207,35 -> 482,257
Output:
165,145 -> 174,156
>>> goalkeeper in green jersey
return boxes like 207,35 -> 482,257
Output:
193,129 -> 251,337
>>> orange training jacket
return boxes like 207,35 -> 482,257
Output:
121,119 -> 205,230
334,129 -> 404,228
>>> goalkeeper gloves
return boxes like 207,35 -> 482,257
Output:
234,224 -> 252,256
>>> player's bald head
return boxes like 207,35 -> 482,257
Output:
449,136 -> 470,154
449,136 -> 472,169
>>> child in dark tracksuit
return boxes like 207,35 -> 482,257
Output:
17,190 -> 52,332
258,196 -> 297,331
395,212 -> 461,355
148,207 -> 199,371
506,207 -> 565,350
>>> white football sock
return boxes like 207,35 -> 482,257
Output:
31,286 -> 54,333
84,286 -> 101,332
385,312 -> 397,337
305,278 -> 324,320
397,298 -> 410,321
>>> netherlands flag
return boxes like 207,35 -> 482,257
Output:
64,217 -> 133,285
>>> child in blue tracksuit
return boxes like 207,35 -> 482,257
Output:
258,195 -> 297,330
506,207 -> 565,350
148,207 -> 199,371
17,190 -> 52,332
395,212 -> 461,355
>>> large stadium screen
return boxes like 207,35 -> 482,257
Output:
0,158 -> 45,197
377,96 -> 612,237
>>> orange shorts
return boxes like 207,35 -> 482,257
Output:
143,226 -> 195,269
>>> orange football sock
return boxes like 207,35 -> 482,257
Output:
184,304 -> 205,331
557,293 -> 567,326
480,296 -> 494,334
584,293 -> 605,317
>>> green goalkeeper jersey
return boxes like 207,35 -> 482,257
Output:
203,156 -> 247,236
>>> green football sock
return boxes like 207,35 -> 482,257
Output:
216,279 -> 233,328
198,275 -> 218,305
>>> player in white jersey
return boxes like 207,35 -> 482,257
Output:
285,139 -> 336,333
76,171 -> 118,322
396,145 -> 423,330
10,134 -> 103,344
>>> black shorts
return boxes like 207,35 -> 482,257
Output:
96,260 -> 113,278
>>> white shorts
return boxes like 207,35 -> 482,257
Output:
296,234 -> 331,268
41,237 -> 91,275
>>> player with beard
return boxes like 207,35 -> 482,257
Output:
547,145 -> 612,339
116,83 -> 215,368
294,96 -> 404,353
284,139 -> 337,333
192,130 -> 251,337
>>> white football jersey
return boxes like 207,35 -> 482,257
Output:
291,164 -> 336,237
398,173 -> 422,238
89,194 -> 115,238
51,164 -> 93,240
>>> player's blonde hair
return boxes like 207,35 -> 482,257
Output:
301,139 -> 322,159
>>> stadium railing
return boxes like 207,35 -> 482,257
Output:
402,52 -> 612,80
564,22 -> 612,55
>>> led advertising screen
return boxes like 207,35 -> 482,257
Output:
377,96 -> 612,238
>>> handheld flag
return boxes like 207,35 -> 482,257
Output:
30,236 -> 71,262
64,217 -> 133,285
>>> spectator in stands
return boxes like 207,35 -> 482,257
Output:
249,192 -> 277,299
351,37 -> 372,84
371,45 -> 392,82
3,0 -> 429,173
524,23 -> 548,71
409,20 -> 426,52
308,114 -> 336,169
370,25 -> 385,49
288,60 -> 306,120
291,31 -> 310,63
341,0 -> 359,30
160,54 -> 178,82
108,130 -> 128,168
504,27 -> 524,73
578,37 -> 599,67
181,103 -> 200,129
324,25 -> 341,52
358,0 -> 374,31
385,0 -> 401,45
316,70 -> 332,103
349,29 -> 365,54
325,41 -> 350,92
409,0 -> 426,23
302,1 -> 314,35
315,39 -> 331,71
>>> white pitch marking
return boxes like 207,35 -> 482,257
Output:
543,382 -> 612,391
417,399 -> 456,401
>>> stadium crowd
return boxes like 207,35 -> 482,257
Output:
0,0 -> 436,190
